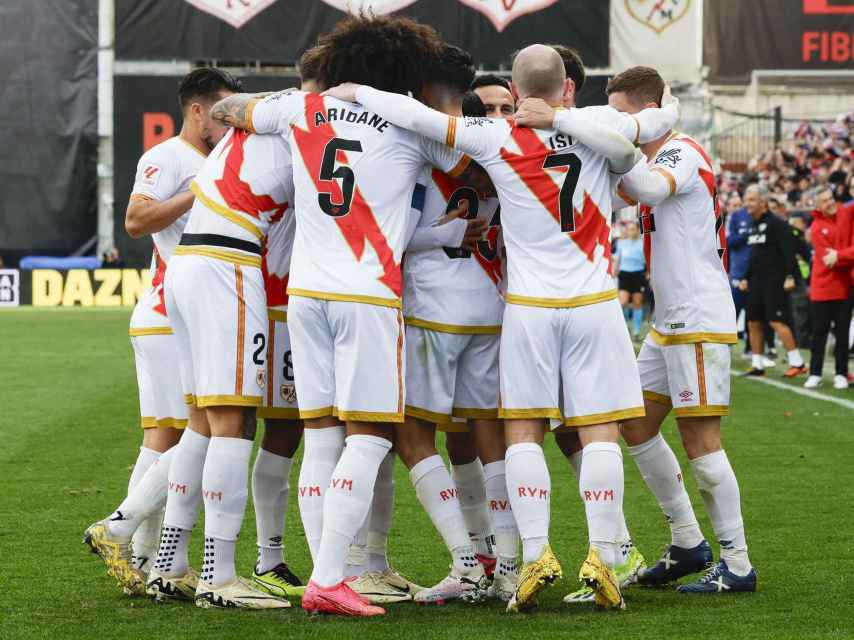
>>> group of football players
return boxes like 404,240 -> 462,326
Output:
83,14 -> 757,617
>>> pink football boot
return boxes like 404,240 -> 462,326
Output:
302,580 -> 386,617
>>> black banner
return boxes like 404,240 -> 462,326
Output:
705,0 -> 854,83
0,0 -> 97,255
113,74 -> 299,267
116,0 -> 609,69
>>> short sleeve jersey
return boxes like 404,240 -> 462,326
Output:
622,134 -> 736,342
185,128 -> 293,244
129,136 -> 206,326
441,106 -> 634,308
249,91 -> 467,308
404,168 -> 504,332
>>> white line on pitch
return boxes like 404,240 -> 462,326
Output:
733,373 -> 854,411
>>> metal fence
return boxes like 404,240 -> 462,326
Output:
709,106 -> 782,168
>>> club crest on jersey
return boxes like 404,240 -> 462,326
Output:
280,384 -> 297,404
624,0 -> 692,35
141,164 -> 161,187
256,368 -> 266,389
457,0 -> 558,32
184,0 -> 279,28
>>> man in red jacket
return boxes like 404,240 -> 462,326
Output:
805,189 -> 854,389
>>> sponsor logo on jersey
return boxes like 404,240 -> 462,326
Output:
655,148 -> 681,169
184,0 -> 279,29
624,0 -> 693,35
141,164 -> 161,186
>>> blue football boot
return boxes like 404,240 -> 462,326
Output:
637,540 -> 713,586
677,560 -> 757,594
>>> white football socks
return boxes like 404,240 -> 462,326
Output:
251,448 -> 293,573
483,460 -> 518,568
366,450 -> 395,573
311,435 -> 392,588
163,428 -> 210,531
567,445 -> 633,563
451,459 -> 494,558
505,443 -> 551,564
345,516 -> 369,578
107,446 -> 174,541
153,525 -> 192,578
579,442 -> 624,568
298,425 -> 345,562
200,437 -> 253,588
628,433 -> 704,549
410,454 -> 478,575
787,349 -> 805,367
127,447 -> 163,571
690,450 -> 752,575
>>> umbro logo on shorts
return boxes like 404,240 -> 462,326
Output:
679,390 -> 694,402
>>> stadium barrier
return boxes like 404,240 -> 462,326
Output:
0,268 -> 153,308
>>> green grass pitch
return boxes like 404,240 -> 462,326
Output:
1,308 -> 852,639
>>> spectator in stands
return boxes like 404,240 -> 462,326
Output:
727,198 -> 753,352
740,185 -> 807,377
614,220 -> 646,340
804,189 -> 854,389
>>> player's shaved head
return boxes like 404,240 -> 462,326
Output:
511,44 -> 566,100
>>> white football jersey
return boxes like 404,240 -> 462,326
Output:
404,168 -> 504,332
249,91 -> 467,308
186,128 -> 292,243
621,134 -> 736,343
263,205 -> 296,310
129,136 -> 205,327
445,107 -> 633,308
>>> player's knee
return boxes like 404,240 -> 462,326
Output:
445,431 -> 477,464
261,419 -> 303,457
553,430 -> 582,457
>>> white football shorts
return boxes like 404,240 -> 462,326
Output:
165,252 -> 268,408
405,326 -> 499,428
129,302 -> 188,429
288,296 -> 404,422
499,297 -> 645,428
638,337 -> 731,417
257,307 -> 300,420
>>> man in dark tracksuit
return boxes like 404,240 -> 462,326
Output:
738,185 -> 807,377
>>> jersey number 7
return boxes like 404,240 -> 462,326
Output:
543,152 -> 581,232
318,137 -> 363,217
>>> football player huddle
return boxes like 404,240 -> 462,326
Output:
83,14 -> 756,617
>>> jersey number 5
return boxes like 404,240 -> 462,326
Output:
543,152 -> 581,232
318,138 -> 363,217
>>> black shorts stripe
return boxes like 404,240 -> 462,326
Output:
179,233 -> 261,255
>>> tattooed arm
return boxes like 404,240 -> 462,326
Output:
210,89 -> 296,131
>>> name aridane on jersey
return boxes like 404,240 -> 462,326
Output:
447,112 -> 623,308
129,136 -> 206,328
623,134 -> 736,343
404,169 -> 504,333
183,128 -> 292,251
248,91 -> 467,308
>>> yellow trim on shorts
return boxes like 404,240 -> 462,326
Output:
406,405 -> 452,424
267,308 -> 288,322
453,407 -> 499,420
257,407 -> 301,420
562,406 -> 646,427
505,289 -> 618,309
194,394 -> 262,408
498,407 -> 562,420
648,328 -> 738,346
336,409 -> 404,423
190,181 -> 264,241
129,327 -> 173,337
173,245 -> 262,269
288,288 -> 401,309
438,421 -> 469,433
643,390 -> 673,407
299,406 -> 336,420
404,316 -> 501,335
184,393 -> 196,406
674,405 -> 729,418
141,417 -> 188,429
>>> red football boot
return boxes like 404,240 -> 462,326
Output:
302,580 -> 386,617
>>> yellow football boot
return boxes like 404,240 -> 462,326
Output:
506,544 -> 562,613
83,520 -> 146,596
578,547 -> 625,610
